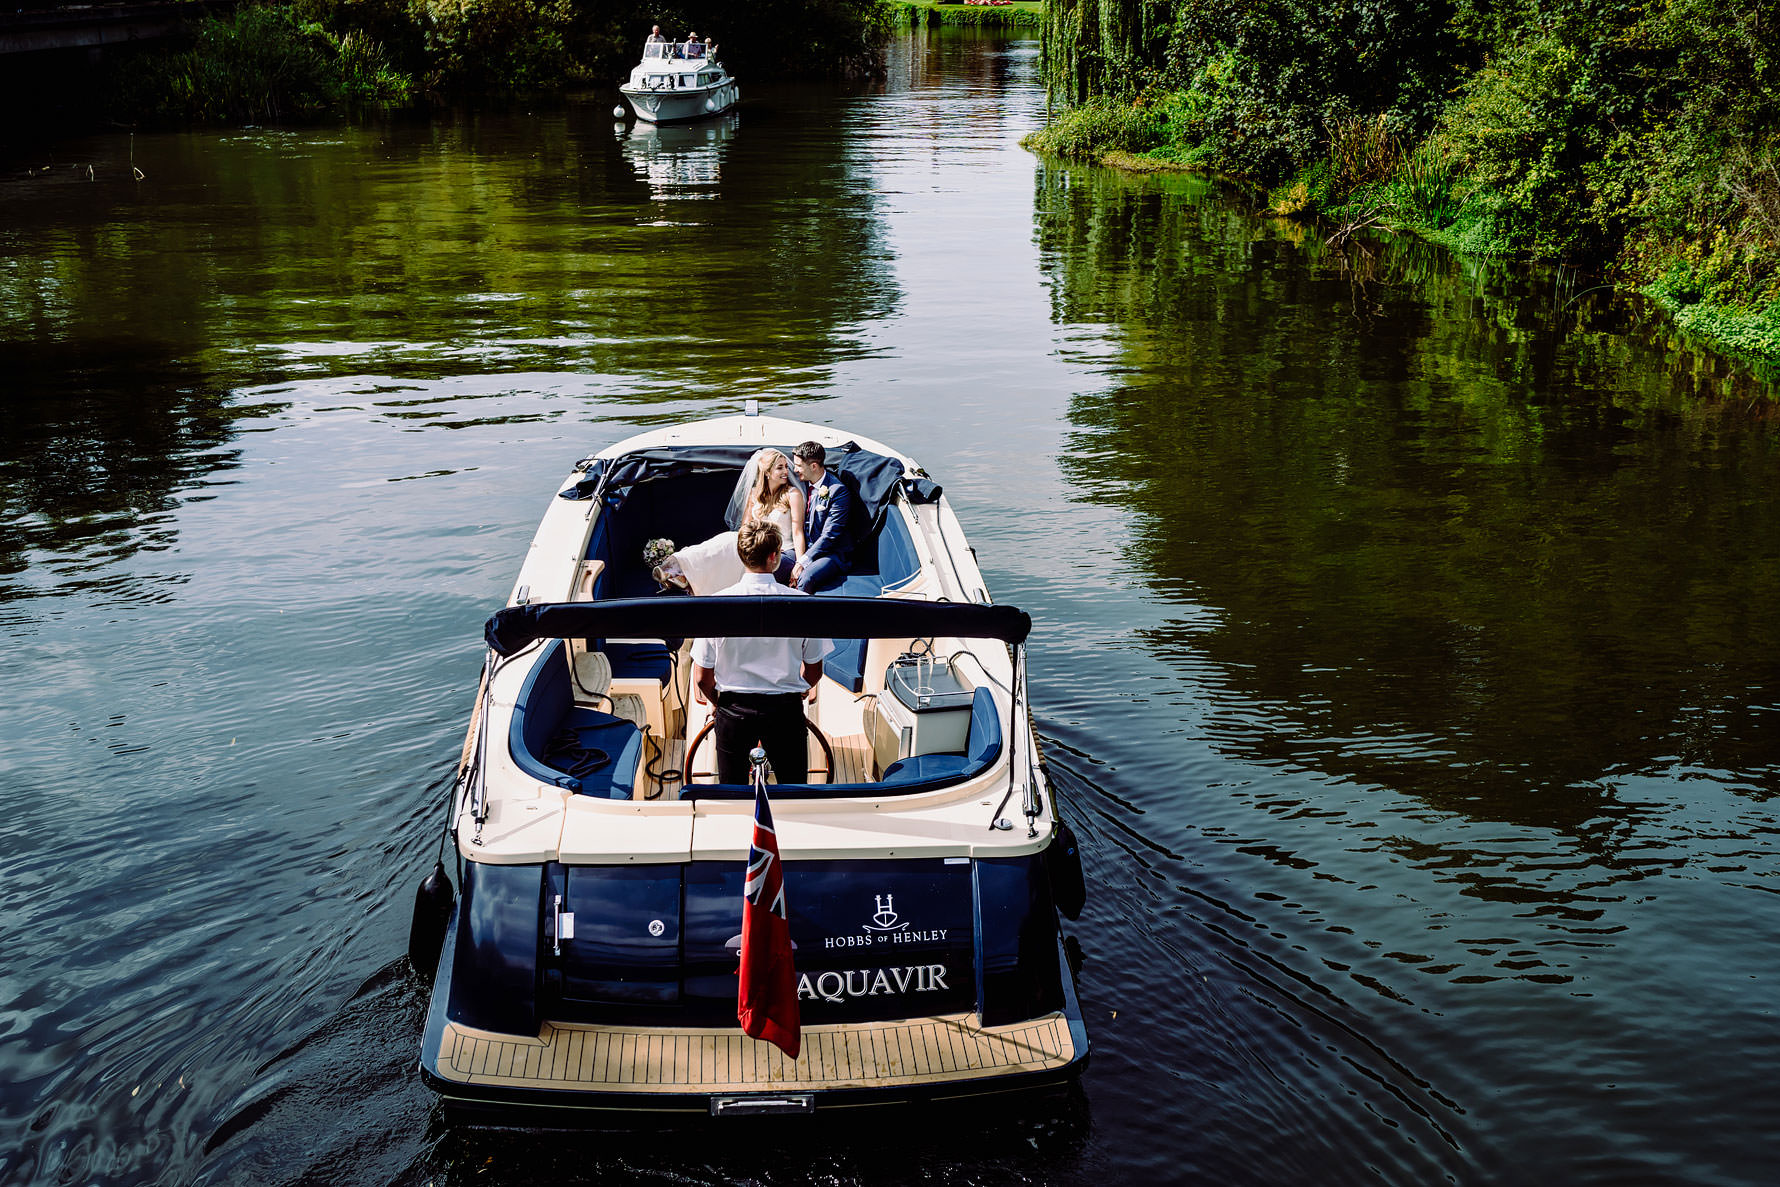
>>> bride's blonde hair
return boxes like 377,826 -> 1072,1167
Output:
748,449 -> 792,515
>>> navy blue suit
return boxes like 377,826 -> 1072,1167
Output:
797,471 -> 854,592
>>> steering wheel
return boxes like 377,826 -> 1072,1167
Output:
687,715 -> 834,785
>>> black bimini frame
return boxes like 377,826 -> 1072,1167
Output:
484,596 -> 1031,655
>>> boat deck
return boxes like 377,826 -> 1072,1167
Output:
431,1010 -> 1076,1096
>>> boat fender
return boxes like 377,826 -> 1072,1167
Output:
1046,821 -> 1086,921
407,861 -> 455,978
1064,934 -> 1085,981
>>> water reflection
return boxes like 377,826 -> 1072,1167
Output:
1034,163 -> 1780,831
5,28 -> 1780,1187
620,111 -> 738,200
0,96 -> 899,603
0,340 -> 242,602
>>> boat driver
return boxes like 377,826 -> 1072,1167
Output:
684,32 -> 704,58
691,521 -> 832,784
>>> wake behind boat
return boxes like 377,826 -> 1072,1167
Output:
412,406 -> 1088,1119
620,35 -> 739,124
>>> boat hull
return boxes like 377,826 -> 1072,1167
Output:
621,83 -> 739,124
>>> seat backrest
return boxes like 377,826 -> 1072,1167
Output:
509,641 -> 645,798
511,642 -> 576,789
968,686 -> 1002,767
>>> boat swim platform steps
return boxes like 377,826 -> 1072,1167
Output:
429,1010 -> 1078,1106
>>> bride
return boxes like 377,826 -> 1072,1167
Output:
649,448 -> 806,594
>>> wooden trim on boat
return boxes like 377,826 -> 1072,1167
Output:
431,1011 -> 1076,1094
457,662 -> 490,778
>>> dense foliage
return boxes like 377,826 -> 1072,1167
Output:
107,0 -> 893,120
1031,0 -> 1780,365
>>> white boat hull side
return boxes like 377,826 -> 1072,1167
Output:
621,83 -> 739,124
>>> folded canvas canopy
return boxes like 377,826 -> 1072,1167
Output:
485,597 -> 1032,657
559,442 -> 943,526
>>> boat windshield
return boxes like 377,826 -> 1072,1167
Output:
642,41 -> 708,61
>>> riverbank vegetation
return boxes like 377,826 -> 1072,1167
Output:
101,0 -> 894,123
891,1 -> 1044,29
1028,0 -> 1780,370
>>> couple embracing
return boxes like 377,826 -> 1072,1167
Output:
652,441 -> 854,595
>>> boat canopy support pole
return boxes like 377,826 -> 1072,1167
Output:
461,647 -> 497,846
990,644 -> 1040,837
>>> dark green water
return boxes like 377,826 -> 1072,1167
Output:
3,28 -> 1779,1187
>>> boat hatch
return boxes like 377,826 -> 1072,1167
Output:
546,865 -> 682,1007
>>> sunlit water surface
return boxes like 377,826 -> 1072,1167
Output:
3,28 -> 1779,1187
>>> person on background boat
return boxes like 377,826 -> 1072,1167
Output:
684,32 -> 704,58
792,441 -> 853,592
646,24 -> 665,43
704,37 -> 717,58
651,449 -> 805,593
691,521 -> 831,784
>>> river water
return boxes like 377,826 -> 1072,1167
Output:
4,27 -> 1779,1187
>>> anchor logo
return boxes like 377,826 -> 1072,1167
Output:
863,893 -> 909,933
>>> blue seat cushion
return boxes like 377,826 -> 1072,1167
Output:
818,511 -> 922,691
881,753 -> 972,783
967,685 -> 1002,766
546,711 -> 645,800
877,687 -> 1003,784
509,640 -> 645,799
605,641 -> 673,682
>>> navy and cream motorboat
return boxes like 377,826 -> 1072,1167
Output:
620,40 -> 739,124
412,408 -> 1088,1118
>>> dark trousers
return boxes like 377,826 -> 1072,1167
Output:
795,553 -> 848,592
714,691 -> 808,785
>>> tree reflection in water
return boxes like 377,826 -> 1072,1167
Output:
1032,163 -> 1780,837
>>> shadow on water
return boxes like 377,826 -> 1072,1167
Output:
0,340 -> 248,601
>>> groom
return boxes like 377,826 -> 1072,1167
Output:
790,441 -> 853,592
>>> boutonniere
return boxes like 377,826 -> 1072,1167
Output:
813,487 -> 832,509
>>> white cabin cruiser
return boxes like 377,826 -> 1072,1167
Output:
412,409 -> 1089,1119
621,41 -> 739,124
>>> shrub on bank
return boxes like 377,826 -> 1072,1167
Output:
1023,95 -> 1158,157
890,1 -> 1045,29
110,6 -> 380,122
1031,0 -> 1780,367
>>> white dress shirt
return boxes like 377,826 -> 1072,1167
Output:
691,572 -> 833,693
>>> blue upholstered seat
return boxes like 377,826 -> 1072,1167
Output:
820,511 -> 922,691
509,641 -> 644,800
605,640 -> 673,683
879,687 -> 1003,784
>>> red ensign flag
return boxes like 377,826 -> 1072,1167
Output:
738,780 -> 801,1058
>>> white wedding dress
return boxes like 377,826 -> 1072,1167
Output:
672,505 -> 798,594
